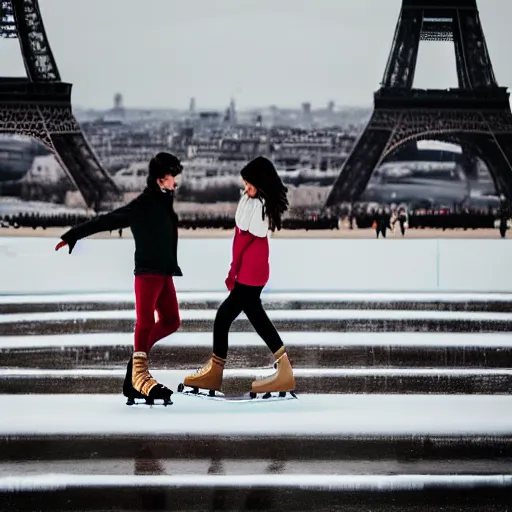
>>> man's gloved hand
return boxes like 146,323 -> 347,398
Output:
55,239 -> 76,254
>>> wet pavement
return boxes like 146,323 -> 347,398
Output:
2,474 -> 511,511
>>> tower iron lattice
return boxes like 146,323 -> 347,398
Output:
0,0 -> 120,210
325,0 -> 512,208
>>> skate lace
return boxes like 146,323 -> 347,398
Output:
194,360 -> 212,377
272,354 -> 284,370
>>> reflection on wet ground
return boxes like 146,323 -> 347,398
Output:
2,458 -> 512,477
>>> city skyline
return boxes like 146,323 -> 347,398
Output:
0,0 -> 510,110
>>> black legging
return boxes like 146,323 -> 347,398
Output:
213,282 -> 284,359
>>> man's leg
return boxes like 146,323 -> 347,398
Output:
134,275 -> 165,353
132,275 -> 172,398
146,276 -> 181,354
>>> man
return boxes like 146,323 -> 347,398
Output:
56,152 -> 183,405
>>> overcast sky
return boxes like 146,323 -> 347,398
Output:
2,0 -> 511,110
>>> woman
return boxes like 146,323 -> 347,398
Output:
55,152 -> 183,405
182,156 -> 296,397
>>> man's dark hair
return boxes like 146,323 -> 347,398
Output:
148,152 -> 183,181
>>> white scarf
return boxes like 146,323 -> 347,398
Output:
235,193 -> 268,237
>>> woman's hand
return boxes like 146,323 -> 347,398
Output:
225,275 -> 235,291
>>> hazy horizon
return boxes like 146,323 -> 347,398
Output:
0,0 -> 510,110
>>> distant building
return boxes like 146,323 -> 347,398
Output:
107,93 -> 125,121
301,102 -> 312,129
189,97 -> 196,114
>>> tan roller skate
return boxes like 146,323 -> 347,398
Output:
178,354 -> 226,397
130,351 -> 173,406
250,346 -> 296,399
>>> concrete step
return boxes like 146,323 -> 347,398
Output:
1,332 -> 511,369
2,368 -> 512,394
3,291 -> 512,313
5,432 -> 511,465
1,394 -> 511,460
1,474 -> 510,511
2,309 -> 512,335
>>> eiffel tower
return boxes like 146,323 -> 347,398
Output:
0,0 -> 120,210
325,0 -> 512,208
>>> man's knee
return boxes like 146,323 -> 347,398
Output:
168,316 -> 181,333
160,311 -> 181,334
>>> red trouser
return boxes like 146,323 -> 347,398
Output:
134,275 -> 181,353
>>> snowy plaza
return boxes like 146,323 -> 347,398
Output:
0,236 -> 511,510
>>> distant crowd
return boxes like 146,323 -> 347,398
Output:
0,207 -> 509,237
354,208 -> 498,230
0,211 -> 339,232
351,206 -> 510,238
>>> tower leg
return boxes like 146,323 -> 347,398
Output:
456,8 -> 497,89
469,133 -> 512,201
459,143 -> 479,181
381,8 -> 423,88
325,112 -> 400,205
0,103 -> 120,210
51,133 -> 120,209
11,0 -> 60,81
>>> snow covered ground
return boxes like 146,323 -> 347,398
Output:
2,291 -> 512,305
1,473 -> 511,492
1,236 -> 512,294
1,237 -> 511,500
3,308 -> 512,324
4,367 -> 512,380
2,331 -> 511,350
1,394 -> 512,437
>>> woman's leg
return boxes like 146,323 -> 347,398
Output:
182,284 -> 244,391
146,277 -> 181,354
212,285 -> 245,359
240,284 -> 295,394
240,284 -> 283,354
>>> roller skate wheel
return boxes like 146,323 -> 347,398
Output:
249,392 -> 257,399
177,383 -> 184,393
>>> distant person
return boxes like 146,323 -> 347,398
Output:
499,217 -> 508,238
498,202 -> 510,238
372,210 -> 380,237
394,207 -> 408,236
55,152 -> 183,406
374,207 -> 391,238
181,156 -> 296,398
